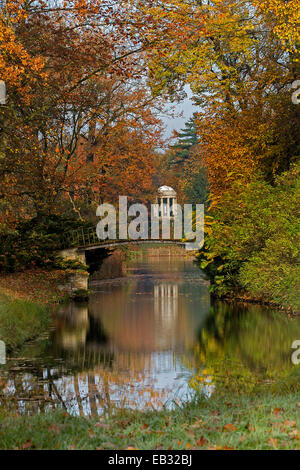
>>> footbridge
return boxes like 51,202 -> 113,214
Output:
59,226 -> 187,298
62,226 -> 185,251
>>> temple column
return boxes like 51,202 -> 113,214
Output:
167,197 -> 170,217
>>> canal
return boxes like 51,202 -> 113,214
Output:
1,255 -> 299,416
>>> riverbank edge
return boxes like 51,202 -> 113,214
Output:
211,290 -> 300,317
0,269 -> 70,353
0,295 -> 51,353
1,267 -> 298,316
0,268 -> 71,304
0,391 -> 299,450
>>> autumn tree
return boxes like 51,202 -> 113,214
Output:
0,0 -> 164,228
72,83 -> 163,208
254,0 -> 300,54
130,0 -> 300,196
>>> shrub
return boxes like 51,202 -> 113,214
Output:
0,215 -> 90,272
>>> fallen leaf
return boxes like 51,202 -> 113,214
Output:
196,436 -> 208,447
21,440 -> 34,450
191,420 -> 205,429
120,420 -> 130,428
140,423 -> 149,430
223,423 -> 236,432
282,420 -> 296,428
267,438 -> 278,448
289,430 -> 300,439
246,422 -> 256,432
48,424 -> 62,433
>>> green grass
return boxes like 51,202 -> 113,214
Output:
0,295 -> 50,352
0,392 -> 299,450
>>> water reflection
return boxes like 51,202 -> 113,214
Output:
195,301 -> 300,376
0,257 -> 299,416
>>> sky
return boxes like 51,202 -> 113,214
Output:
161,86 -> 197,143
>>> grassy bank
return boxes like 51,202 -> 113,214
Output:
0,269 -> 67,351
0,392 -> 299,450
0,295 -> 50,352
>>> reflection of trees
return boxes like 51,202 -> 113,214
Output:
52,302 -> 107,352
1,276 -> 203,415
48,302 -> 113,371
0,297 -> 176,416
0,258 -> 212,416
194,301 -> 300,375
0,301 -> 116,416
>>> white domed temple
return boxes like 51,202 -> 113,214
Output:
155,186 -> 177,219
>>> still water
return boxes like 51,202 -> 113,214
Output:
1,257 -> 299,416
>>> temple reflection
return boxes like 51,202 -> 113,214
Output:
154,283 -> 178,317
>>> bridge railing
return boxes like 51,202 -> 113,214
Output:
63,226 -> 99,248
62,226 -> 185,249
63,226 -> 103,248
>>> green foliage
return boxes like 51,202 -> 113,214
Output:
184,169 -> 209,206
0,215 -> 90,272
170,116 -> 199,164
55,258 -> 88,272
198,164 -> 300,310
167,115 -> 209,205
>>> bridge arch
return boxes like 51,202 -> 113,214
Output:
58,228 -> 186,299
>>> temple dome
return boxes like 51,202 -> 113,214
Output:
158,186 -> 177,196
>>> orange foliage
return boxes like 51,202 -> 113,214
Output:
0,1 -> 164,226
0,8 -> 46,104
130,0 -> 299,197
